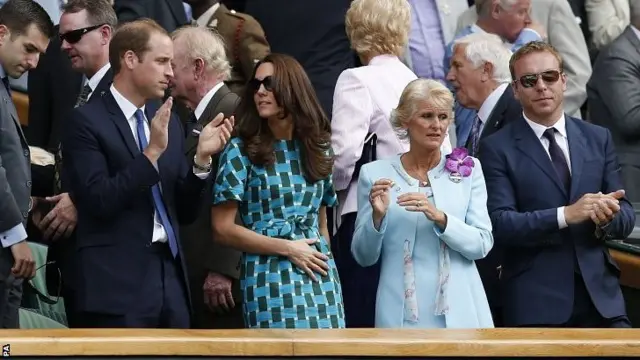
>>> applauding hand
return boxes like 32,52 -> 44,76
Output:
369,179 -> 393,230
397,192 -> 447,230
195,113 -> 234,162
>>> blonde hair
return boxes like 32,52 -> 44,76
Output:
345,0 -> 411,58
171,25 -> 231,81
390,79 -> 454,140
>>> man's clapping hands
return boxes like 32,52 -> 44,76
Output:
564,190 -> 626,226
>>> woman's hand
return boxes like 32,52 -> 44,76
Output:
397,192 -> 447,230
370,179 -> 393,229
286,239 -> 329,282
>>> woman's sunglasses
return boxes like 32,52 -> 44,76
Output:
59,24 -> 106,44
249,76 -> 274,93
515,70 -> 562,88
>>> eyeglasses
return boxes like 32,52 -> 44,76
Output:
59,24 -> 105,44
249,76 -> 274,93
515,70 -> 562,88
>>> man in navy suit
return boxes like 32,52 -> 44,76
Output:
480,41 -> 635,328
61,18 -> 233,328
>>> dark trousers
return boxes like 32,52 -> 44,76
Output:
519,273 -> 631,328
75,244 -> 190,328
0,248 -> 21,328
335,212 -> 380,328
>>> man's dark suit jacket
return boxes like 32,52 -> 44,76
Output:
114,0 -> 188,33
243,0 -> 355,118
26,25 -> 83,153
479,115 -> 635,326
180,84 -> 243,329
46,69 -> 114,299
587,26 -> 640,203
61,90 -> 205,315
465,85 -> 521,326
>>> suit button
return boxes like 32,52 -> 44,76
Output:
23,149 -> 29,158
26,180 -> 32,188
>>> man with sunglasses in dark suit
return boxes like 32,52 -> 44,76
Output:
479,41 -> 635,328
27,0 -> 117,328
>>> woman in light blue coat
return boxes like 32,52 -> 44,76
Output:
351,79 -> 494,329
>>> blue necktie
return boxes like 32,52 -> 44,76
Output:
134,109 -> 179,258
469,115 -> 483,156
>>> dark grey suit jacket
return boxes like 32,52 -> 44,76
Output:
587,26 -> 640,202
179,84 -> 243,328
0,75 -> 31,328
0,82 -> 31,236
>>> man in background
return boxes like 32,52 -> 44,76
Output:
0,0 -> 53,328
243,0 -> 354,118
171,25 -> 243,329
114,0 -> 189,33
446,32 -> 520,326
587,0 -> 640,203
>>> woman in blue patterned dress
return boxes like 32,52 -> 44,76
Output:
211,53 -> 345,329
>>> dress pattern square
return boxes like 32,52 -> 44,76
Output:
213,137 -> 345,328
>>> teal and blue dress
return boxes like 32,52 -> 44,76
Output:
213,137 -> 345,329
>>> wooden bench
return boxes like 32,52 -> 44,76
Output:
12,91 -> 29,126
2,329 -> 640,357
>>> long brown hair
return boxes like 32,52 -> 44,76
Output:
236,53 -> 333,183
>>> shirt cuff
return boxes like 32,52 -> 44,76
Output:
557,207 -> 568,229
0,223 -> 27,248
192,167 -> 210,180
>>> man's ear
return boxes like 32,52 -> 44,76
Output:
0,25 -> 10,46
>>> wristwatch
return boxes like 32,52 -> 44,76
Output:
193,154 -> 212,172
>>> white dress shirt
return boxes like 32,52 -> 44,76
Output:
523,113 -> 572,229
194,82 -> 224,120
0,62 -> 112,248
85,62 -> 111,99
110,85 -> 210,243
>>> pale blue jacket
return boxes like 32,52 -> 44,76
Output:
351,154 -> 494,328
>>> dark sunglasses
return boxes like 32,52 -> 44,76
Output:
59,24 -> 105,44
249,76 -> 274,93
515,70 -> 562,88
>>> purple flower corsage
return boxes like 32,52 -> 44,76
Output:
444,147 -> 474,183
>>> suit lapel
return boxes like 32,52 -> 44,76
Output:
104,91 -> 140,157
565,116 -> 586,202
513,117 -> 567,196
185,85 -> 231,154
623,27 -> 640,59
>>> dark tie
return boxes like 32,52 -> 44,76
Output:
185,112 -> 198,138
53,84 -> 93,194
134,109 -> 179,258
469,114 -> 483,156
543,128 -> 571,191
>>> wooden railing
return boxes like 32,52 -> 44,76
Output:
12,91 -> 28,126
3,329 -> 640,357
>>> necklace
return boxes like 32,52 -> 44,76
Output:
400,153 -> 439,187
